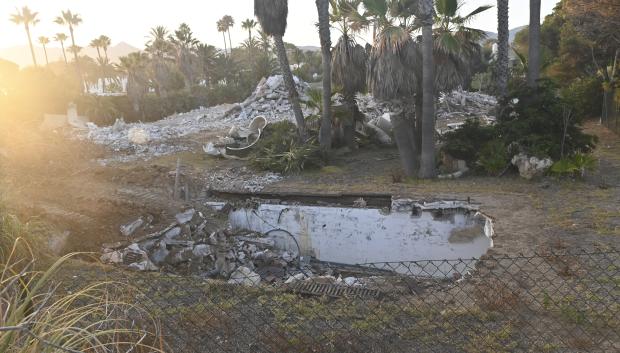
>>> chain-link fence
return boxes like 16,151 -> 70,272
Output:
107,249 -> 619,353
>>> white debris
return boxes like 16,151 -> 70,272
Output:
175,209 -> 196,225
120,218 -> 144,237
127,127 -> 149,144
228,266 -> 261,286
511,153 -> 553,180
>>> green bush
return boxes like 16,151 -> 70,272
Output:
477,139 -> 509,175
441,119 -> 496,166
550,152 -> 597,178
560,77 -> 603,118
250,121 -> 324,174
497,80 -> 597,160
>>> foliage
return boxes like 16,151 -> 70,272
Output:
561,77 -> 603,118
550,152 -> 597,178
441,119 -> 496,166
476,139 -> 509,175
497,81 -> 597,160
251,121 -> 324,173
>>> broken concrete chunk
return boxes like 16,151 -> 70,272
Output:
163,226 -> 182,240
120,218 -> 144,237
175,209 -> 196,225
100,250 -> 123,264
128,260 -> 158,271
192,244 -> 212,257
228,266 -> 261,286
511,153 -> 553,180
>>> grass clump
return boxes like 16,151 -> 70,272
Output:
251,121 -> 324,174
0,211 -> 163,353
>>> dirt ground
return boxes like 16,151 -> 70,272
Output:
0,120 -> 618,256
2,119 -> 618,353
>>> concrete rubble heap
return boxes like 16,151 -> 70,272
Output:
357,89 -> 497,135
75,75 -> 312,164
100,206 -> 364,288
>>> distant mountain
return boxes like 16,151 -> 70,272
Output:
0,41 -> 140,68
298,46 -> 320,52
485,25 -> 528,43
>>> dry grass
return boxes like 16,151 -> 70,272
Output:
0,211 -> 165,353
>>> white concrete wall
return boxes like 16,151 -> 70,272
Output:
219,200 -> 494,277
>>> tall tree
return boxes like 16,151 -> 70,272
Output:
38,36 -> 50,65
217,20 -> 229,56
98,35 -> 112,62
241,19 -> 258,42
54,33 -> 69,64
10,6 -> 39,67
116,52 -> 149,114
330,0 -> 367,149
255,0 -> 307,140
146,26 -> 173,97
528,0 -> 541,87
496,0 -> 509,97
196,43 -> 218,88
418,0 -> 436,179
169,23 -> 199,90
316,0 -> 332,150
223,15 -> 235,53
55,10 -> 84,91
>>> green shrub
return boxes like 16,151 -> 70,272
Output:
561,77 -> 603,118
477,140 -> 509,175
250,121 -> 324,174
497,80 -> 597,160
441,119 -> 496,167
550,153 -> 597,178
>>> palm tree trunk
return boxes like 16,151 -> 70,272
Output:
60,41 -> 68,64
527,0 -> 541,88
419,21 -> 436,179
316,0 -> 332,150
392,105 -> 419,177
222,32 -> 228,57
43,45 -> 49,65
25,26 -> 37,67
273,34 -> 307,140
496,0 -> 509,97
69,26 -> 85,92
227,30 -> 233,55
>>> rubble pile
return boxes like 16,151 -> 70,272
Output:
205,167 -> 282,193
356,89 -> 498,135
75,75 -> 312,163
101,206 -> 370,287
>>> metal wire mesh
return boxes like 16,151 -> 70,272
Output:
106,248 -> 619,353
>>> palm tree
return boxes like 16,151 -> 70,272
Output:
98,35 -> 112,62
254,0 -> 307,140
217,20 -> 229,56
496,0 -> 509,98
419,0 -> 436,179
55,10 -> 84,90
257,29 -> 273,53
241,19 -> 258,42
54,33 -> 69,64
38,36 -> 50,65
196,43 -> 218,88
10,6 -> 39,67
169,23 -> 199,90
528,0 -> 541,87
316,0 -> 333,150
223,15 -> 235,55
146,26 -> 173,97
116,52 -> 149,113
330,0 -> 367,149
90,37 -> 104,62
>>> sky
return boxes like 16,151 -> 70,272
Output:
1,0 -> 561,50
